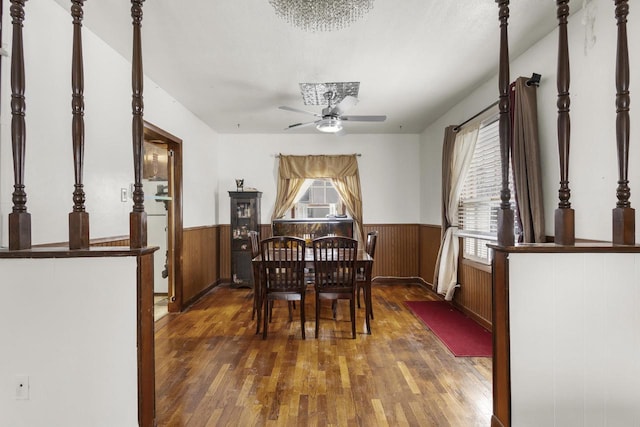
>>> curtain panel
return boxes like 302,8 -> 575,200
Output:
433,126 -> 478,300
511,77 -> 546,243
272,154 -> 365,243
432,126 -> 456,289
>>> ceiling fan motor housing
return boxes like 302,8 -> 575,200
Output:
316,118 -> 343,133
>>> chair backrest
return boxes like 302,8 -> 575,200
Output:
312,236 -> 358,291
248,230 -> 260,259
365,231 -> 378,258
260,236 -> 306,292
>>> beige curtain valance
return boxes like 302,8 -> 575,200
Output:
278,154 -> 359,179
273,154 -> 364,243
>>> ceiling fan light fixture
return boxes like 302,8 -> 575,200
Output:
269,0 -> 375,32
316,118 -> 343,133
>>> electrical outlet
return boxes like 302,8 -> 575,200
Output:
121,188 -> 128,202
15,375 -> 29,400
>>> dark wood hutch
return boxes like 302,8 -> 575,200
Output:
229,191 -> 261,288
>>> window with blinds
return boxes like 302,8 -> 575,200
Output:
288,179 -> 347,219
458,114 -> 516,264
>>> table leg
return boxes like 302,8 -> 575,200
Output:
365,266 -> 372,334
253,263 -> 262,335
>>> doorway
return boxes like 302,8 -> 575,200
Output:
143,121 -> 183,314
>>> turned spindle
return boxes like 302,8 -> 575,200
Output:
69,0 -> 90,249
130,0 -> 147,249
8,0 -> 31,250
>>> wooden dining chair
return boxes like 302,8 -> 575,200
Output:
357,230 -> 377,318
312,236 -> 358,339
259,236 -> 308,339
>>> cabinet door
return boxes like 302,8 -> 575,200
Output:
231,250 -> 252,285
229,192 -> 261,288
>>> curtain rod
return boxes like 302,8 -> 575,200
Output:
453,101 -> 499,132
274,154 -> 361,158
454,72 -> 541,132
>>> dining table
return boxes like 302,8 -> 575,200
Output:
252,247 -> 374,334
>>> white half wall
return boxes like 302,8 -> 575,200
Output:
508,252 -> 640,426
0,256 -> 139,427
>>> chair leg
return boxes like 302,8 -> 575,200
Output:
251,291 -> 256,320
315,296 -> 320,339
288,301 -> 293,322
350,297 -> 356,339
332,300 -> 337,320
263,296 -> 269,339
255,291 -> 262,335
357,285 -> 362,309
368,283 -> 374,321
300,296 -> 305,339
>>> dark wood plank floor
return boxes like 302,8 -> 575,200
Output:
155,283 -> 492,426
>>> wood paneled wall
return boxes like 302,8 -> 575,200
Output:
419,224 -> 441,285
182,226 -> 219,306
219,225 -> 231,280
362,224 -> 420,277
90,236 -> 130,247
455,260 -> 492,329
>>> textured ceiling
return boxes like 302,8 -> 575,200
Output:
58,1 -> 564,134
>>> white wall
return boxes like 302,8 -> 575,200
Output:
218,133 -> 421,225
509,252 -> 640,426
0,0 -> 219,247
420,0 -> 639,242
0,257 -> 139,427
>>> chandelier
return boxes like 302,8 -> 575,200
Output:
269,0 -> 375,32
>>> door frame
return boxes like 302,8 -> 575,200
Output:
144,121 -> 184,312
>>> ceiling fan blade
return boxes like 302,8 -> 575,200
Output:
285,121 -> 317,130
340,115 -> 387,122
279,105 -> 321,117
331,95 -> 359,116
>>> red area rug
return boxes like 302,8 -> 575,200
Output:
405,300 -> 492,357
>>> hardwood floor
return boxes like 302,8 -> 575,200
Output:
154,283 -> 492,426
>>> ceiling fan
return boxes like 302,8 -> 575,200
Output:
279,90 -> 387,134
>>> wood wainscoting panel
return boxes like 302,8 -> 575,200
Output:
260,223 -> 273,240
182,226 -> 219,306
90,236 -> 131,247
455,259 -> 492,329
220,225 -> 231,280
362,224 -> 420,277
419,224 -> 441,286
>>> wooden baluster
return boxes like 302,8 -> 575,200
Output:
69,0 -> 89,249
612,0 -> 635,244
8,0 -> 31,250
554,0 -> 575,245
130,0 -> 147,249
497,0 -> 514,247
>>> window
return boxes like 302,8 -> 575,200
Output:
288,179 -> 347,219
458,114 -> 517,264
